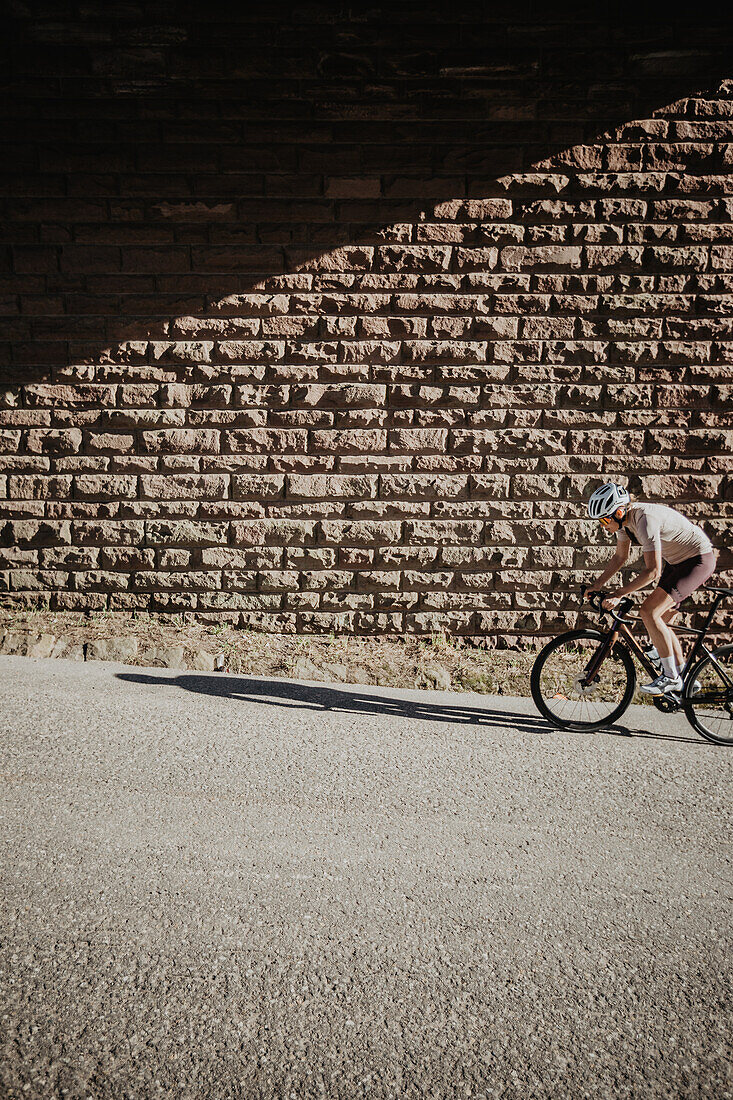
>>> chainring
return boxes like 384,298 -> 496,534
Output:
652,693 -> 682,713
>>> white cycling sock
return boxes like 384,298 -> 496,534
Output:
660,655 -> 678,679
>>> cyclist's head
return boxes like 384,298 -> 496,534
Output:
587,482 -> 630,528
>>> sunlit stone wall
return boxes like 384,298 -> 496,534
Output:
1,4 -> 731,640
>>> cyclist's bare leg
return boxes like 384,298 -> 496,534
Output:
639,588 -> 678,667
662,606 -> 684,669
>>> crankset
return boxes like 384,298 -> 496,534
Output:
652,693 -> 682,713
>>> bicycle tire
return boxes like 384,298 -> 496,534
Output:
531,628 -> 637,732
683,644 -> 733,746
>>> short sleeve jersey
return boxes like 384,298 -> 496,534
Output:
617,502 -> 714,565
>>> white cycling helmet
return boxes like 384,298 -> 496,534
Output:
587,482 -> 630,520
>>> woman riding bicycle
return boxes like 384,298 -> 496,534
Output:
585,482 -> 717,696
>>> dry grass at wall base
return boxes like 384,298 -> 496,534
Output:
0,606 -> 696,707
0,608 -> 542,695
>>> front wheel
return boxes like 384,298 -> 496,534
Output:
531,628 -> 636,732
684,644 -> 733,746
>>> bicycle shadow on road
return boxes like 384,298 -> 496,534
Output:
114,671 -> 700,744
117,670 -> 548,732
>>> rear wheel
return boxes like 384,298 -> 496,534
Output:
531,628 -> 636,732
684,645 -> 733,746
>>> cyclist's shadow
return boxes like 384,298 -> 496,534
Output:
116,669 -> 553,733
114,670 -> 696,741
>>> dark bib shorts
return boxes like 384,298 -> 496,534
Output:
658,552 -> 717,605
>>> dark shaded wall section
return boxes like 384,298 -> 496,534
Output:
1,2 -> 732,639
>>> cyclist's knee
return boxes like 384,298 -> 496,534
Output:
640,598 -> 666,628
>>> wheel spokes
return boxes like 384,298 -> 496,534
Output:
687,650 -> 733,744
539,638 -> 629,727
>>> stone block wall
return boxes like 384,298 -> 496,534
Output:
1,4 -> 732,639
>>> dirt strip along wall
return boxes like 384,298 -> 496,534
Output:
1,3 -> 732,642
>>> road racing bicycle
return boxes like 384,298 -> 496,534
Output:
530,585 -> 733,744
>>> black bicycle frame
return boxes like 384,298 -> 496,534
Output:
581,588 -> 733,691
672,590 -> 733,689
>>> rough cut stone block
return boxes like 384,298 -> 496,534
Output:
387,429 -> 448,453
25,429 -> 82,454
145,521 -> 227,546
500,246 -> 582,270
87,432 -> 136,453
24,634 -> 57,658
319,521 -> 403,546
310,430 -> 387,454
406,520 -> 484,545
25,385 -> 117,407
141,430 -> 220,454
376,246 -> 451,272
402,341 -> 486,364
99,547 -> 155,570
189,650 -> 216,671
74,475 -> 138,499
2,520 -> 72,547
201,547 -> 281,569
141,645 -> 186,669
8,475 -> 73,499
381,474 -> 469,500
86,637 -> 139,664
231,519 -> 318,546
287,474 -> 378,499
298,612 -> 356,634
454,248 -> 498,270
225,429 -> 307,453
140,474 -> 229,500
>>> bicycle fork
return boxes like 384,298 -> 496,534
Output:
580,631 -> 617,688
581,623 -> 661,691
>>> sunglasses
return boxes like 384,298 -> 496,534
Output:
598,515 -> 615,527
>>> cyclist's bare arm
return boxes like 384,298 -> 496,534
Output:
608,548 -> 662,600
586,539 -> 630,594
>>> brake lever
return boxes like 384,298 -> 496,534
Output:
588,590 -> 608,614
579,587 -> 609,617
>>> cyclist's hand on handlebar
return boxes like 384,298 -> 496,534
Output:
601,595 -> 620,609
581,586 -> 608,613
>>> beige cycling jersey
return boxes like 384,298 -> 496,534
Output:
617,502 -> 714,565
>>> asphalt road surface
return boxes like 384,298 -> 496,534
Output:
0,655 -> 731,1099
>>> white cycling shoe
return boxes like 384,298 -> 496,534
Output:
640,674 -> 683,696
